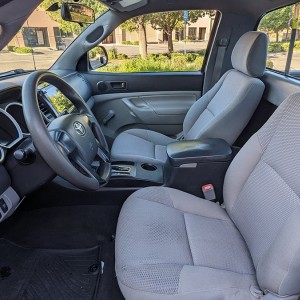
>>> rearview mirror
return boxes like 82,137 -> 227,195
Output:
61,3 -> 95,25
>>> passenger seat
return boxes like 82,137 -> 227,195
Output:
111,31 -> 268,165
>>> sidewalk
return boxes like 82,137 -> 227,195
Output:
104,41 -> 209,56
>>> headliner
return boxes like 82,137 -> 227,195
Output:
104,0 -> 298,19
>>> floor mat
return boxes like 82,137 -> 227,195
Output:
0,205 -> 121,249
0,239 -> 102,300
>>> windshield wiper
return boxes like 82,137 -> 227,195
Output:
0,69 -> 33,78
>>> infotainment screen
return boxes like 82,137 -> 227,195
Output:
40,84 -> 75,115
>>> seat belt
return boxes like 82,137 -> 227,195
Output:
211,37 -> 229,86
176,132 -> 184,140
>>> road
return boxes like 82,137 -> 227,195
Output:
104,41 -> 208,56
0,48 -> 63,72
0,43 -> 299,73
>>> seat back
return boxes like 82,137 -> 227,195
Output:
224,93 -> 300,297
183,31 -> 268,145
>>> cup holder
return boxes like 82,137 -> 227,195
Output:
141,163 -> 157,171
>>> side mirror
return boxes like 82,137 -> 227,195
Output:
61,3 -> 95,25
89,46 -> 108,70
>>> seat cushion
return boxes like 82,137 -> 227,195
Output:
111,129 -> 175,164
116,187 -> 258,300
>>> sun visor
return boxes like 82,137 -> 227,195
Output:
100,0 -> 148,12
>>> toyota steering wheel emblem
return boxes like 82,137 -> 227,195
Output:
73,121 -> 86,136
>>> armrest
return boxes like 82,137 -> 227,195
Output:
167,138 -> 232,167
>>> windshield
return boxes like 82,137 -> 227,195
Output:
0,1 -> 107,74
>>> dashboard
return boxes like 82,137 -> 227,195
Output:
0,71 -> 92,164
0,70 -> 94,222
0,71 -> 94,222
0,83 -> 74,158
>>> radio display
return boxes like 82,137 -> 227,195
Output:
41,84 -> 75,115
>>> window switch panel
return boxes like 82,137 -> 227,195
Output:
0,198 -> 8,213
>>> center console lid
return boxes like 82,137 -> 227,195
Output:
167,138 -> 232,167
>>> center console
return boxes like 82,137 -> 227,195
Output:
108,161 -> 164,188
165,138 -> 233,200
109,138 -> 234,202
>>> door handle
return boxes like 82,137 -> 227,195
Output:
110,81 -> 127,90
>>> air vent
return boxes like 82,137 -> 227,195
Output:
38,100 -> 54,122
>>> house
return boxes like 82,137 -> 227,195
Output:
7,9 -> 73,49
7,9 -> 213,49
107,14 -> 214,44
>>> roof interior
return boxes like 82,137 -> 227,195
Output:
111,0 -> 298,19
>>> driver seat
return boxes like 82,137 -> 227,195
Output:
115,93 -> 300,300
111,31 -> 268,165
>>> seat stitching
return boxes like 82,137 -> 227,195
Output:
146,129 -> 151,142
118,278 -> 255,296
278,243 -> 300,295
183,214 -> 195,265
258,99 -> 290,152
192,78 -> 259,141
135,197 -> 232,221
205,106 -> 215,117
262,160 -> 300,204
121,262 -> 255,276
254,161 -> 300,272
229,135 -> 263,215
123,132 -> 151,145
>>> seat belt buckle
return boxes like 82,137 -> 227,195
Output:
202,184 -> 216,201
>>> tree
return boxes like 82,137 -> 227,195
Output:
121,15 -> 149,59
149,10 -> 215,53
39,0 -> 107,35
259,6 -> 292,42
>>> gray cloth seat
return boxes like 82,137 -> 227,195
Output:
110,128 -> 175,164
111,31 -> 268,165
115,92 -> 300,300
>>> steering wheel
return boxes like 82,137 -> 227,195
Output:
22,71 -> 111,191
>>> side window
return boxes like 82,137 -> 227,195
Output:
92,10 -> 216,73
258,3 -> 300,77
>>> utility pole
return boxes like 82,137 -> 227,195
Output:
285,3 -> 300,74
183,11 -> 189,55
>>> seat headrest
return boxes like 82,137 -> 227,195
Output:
231,31 -> 268,78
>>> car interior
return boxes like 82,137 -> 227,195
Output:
0,0 -> 300,299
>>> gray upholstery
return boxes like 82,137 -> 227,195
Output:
111,128 -> 175,164
116,92 -> 300,299
116,187 -> 257,300
111,31 -> 268,165
231,31 -> 268,77
182,69 -> 264,142
224,92 -> 300,296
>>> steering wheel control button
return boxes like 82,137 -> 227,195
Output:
73,121 -> 86,136
0,198 -> 8,213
